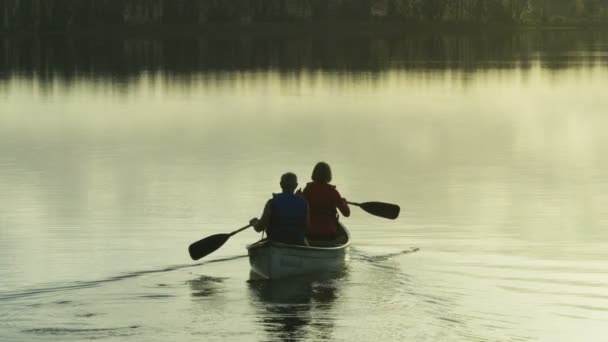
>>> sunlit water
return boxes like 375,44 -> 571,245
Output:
1,31 -> 608,341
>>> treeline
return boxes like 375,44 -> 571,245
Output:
1,0 -> 607,32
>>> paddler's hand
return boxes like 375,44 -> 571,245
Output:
249,217 -> 261,232
250,217 -> 265,233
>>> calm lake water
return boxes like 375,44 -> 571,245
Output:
1,30 -> 608,341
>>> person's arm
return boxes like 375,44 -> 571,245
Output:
305,202 -> 311,232
250,199 -> 272,232
303,201 -> 311,246
335,189 -> 350,217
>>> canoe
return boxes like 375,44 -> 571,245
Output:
246,222 -> 351,279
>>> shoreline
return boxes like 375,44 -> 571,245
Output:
2,22 -> 608,38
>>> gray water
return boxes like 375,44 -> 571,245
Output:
1,31 -> 608,341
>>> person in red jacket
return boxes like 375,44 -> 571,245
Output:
302,162 -> 350,239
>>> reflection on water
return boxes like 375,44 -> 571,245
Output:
1,29 -> 608,342
248,271 -> 345,341
1,30 -> 608,86
188,275 -> 226,298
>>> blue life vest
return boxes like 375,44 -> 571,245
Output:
268,193 -> 307,245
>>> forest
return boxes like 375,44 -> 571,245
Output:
1,0 -> 607,31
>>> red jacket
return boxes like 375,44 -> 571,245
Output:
302,182 -> 350,237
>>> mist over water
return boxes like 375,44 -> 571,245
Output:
1,30 -> 608,341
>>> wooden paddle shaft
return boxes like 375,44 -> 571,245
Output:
229,223 -> 253,236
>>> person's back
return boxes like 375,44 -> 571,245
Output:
267,192 -> 307,245
250,172 -> 309,245
303,162 -> 350,239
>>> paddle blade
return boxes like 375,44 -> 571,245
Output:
358,202 -> 400,220
188,233 -> 231,261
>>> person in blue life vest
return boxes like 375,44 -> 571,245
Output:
249,172 -> 310,245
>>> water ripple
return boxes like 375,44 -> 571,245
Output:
23,325 -> 140,337
0,255 -> 246,302
350,247 -> 420,263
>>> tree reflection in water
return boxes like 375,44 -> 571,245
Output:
2,30 -> 607,87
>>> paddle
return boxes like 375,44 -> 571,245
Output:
189,200 -> 399,260
188,223 -> 253,261
347,201 -> 400,220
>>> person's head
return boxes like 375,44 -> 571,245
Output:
280,172 -> 298,193
311,162 -> 332,184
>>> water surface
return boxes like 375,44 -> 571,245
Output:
1,30 -> 608,341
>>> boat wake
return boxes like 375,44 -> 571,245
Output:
0,255 -> 247,302
23,325 -> 140,337
1,248 -> 418,302
350,247 -> 420,263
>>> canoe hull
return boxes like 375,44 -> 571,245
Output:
247,223 -> 350,279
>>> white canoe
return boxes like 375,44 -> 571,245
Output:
246,223 -> 351,279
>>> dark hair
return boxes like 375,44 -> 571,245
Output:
311,162 -> 332,183
280,172 -> 298,192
